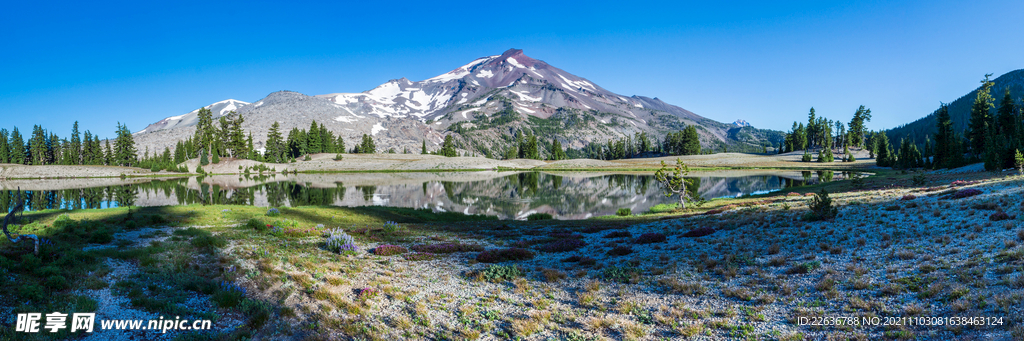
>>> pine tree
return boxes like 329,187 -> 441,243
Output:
228,113 -> 246,157
212,142 -> 221,164
682,126 -> 701,155
70,121 -> 81,165
28,125 -> 47,165
996,88 -> 1019,169
194,107 -> 214,158
113,123 -> 137,167
104,140 -> 112,166
174,141 -> 185,163
983,128 -> 1000,171
933,105 -> 954,168
307,120 -> 321,154
1015,149 -> 1023,176
359,134 -> 376,154
200,148 -> 209,166
843,144 -> 851,162
266,122 -> 284,163
549,138 -> 566,160
967,75 -> 995,156
807,108 -> 817,148
876,132 -> 892,167
0,129 -> 8,163
421,140 -> 427,154
439,135 -> 457,157
526,134 -> 539,159
246,133 -> 255,160
848,106 -> 872,148
9,127 -> 25,164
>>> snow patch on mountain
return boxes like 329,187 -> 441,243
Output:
371,123 -> 387,135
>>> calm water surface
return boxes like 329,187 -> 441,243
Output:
0,170 -> 858,220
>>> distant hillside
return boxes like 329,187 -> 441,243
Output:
887,69 -> 1024,144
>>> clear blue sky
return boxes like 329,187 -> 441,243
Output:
2,0 -> 1022,139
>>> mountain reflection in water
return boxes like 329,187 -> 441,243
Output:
0,170 -> 857,220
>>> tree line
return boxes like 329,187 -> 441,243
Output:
875,75 -> 1022,171
780,106 -> 872,163
0,122 -> 139,168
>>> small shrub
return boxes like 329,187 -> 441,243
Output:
901,195 -> 917,201
373,245 -> 408,256
480,264 -> 522,282
786,261 -> 821,274
402,253 -> 440,261
538,239 -> 587,253
44,275 -> 70,290
603,231 -> 632,239
476,248 -> 534,263
541,268 -> 566,282
616,208 -> 632,216
912,174 -> 927,186
242,218 -> 265,231
526,213 -> 553,221
410,243 -> 484,254
607,246 -> 633,256
659,278 -> 706,295
804,188 -> 838,221
634,233 -> 667,244
213,281 -> 247,308
989,211 -> 1010,221
952,188 -> 982,199
602,266 -> 641,283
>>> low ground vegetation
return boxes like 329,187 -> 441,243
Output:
1,166 -> 1022,340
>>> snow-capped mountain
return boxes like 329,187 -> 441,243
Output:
137,99 -> 249,135
133,49 -> 781,155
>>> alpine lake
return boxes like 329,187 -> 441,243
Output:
0,170 -> 861,220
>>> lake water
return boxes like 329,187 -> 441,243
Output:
0,170 -> 857,220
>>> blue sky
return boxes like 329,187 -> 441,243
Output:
1,0 -> 1022,139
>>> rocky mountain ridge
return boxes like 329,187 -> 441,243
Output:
133,49 -> 783,156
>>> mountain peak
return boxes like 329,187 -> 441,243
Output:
488,48 -> 544,69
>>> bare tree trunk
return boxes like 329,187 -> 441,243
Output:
1,189 -> 39,255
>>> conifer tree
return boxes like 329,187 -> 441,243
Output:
0,129 -> 8,163
194,107 -> 214,158
104,140 -> 112,166
526,134 -> 540,159
876,132 -> 892,167
933,105 -> 955,168
265,122 -> 284,163
421,140 -> 427,154
848,106 -> 871,148
549,138 -> 566,160
967,75 -> 995,156
200,148 -> 209,166
983,128 -> 1000,171
113,123 -> 137,167
359,134 -> 376,154
28,125 -> 47,165
9,127 -> 25,164
174,141 -> 185,163
70,121 -> 82,165
440,135 -> 457,157
1015,149 -> 1023,176
212,142 -> 221,164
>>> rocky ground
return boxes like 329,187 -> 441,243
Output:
211,166 -> 1023,340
